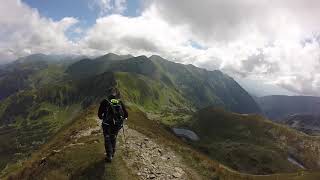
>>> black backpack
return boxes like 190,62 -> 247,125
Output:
107,98 -> 125,129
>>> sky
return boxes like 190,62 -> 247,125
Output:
1,0 -> 320,96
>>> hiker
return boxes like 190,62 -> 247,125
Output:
98,88 -> 128,162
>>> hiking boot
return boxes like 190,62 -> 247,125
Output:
105,155 -> 113,163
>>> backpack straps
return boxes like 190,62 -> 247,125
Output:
105,99 -> 116,125
106,98 -> 123,124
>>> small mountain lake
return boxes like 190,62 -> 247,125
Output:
172,128 -> 199,141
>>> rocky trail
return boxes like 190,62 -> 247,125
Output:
120,126 -> 198,180
68,118 -> 200,180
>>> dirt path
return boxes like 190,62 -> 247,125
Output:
118,125 -> 201,180
67,118 -> 200,180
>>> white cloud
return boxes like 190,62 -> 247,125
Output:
80,6 -> 197,60
114,0 -> 127,13
89,0 -> 112,16
138,0 -> 320,96
89,0 -> 127,15
0,0 -> 79,60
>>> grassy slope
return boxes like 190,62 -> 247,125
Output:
0,87 -> 81,171
0,101 -> 81,171
1,106 -> 137,180
0,71 -> 118,171
1,103 -> 219,180
28,64 -> 67,89
67,55 -> 261,114
115,72 -> 193,125
149,55 -> 261,114
3,105 -> 320,180
188,108 -> 320,175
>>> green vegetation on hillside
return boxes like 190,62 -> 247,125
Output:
67,54 -> 261,114
187,107 -> 320,174
3,105 -> 320,180
1,106 -> 138,180
0,92 -> 80,170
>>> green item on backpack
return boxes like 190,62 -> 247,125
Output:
107,98 -> 125,130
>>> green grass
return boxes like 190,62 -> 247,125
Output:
115,72 -> 193,115
0,102 -> 81,172
28,64 -> 67,89
187,107 -> 320,175
116,72 -> 190,110
1,106 -> 137,180
121,105 -> 320,180
3,105 -> 320,180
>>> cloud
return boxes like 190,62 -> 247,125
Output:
0,0 -> 79,60
149,0 -> 320,44
139,0 -> 320,96
114,0 -> 127,13
2,0 -> 320,96
80,9 -> 195,58
89,0 -> 127,16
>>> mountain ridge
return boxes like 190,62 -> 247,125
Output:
67,54 -> 261,114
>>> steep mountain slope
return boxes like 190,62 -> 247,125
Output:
149,55 -> 261,113
0,54 -> 82,100
0,71 -> 117,171
67,54 -> 261,114
187,107 -> 320,174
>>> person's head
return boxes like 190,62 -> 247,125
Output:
107,87 -> 120,100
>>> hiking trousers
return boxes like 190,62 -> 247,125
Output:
102,123 -> 119,157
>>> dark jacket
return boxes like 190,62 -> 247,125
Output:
98,98 -> 128,124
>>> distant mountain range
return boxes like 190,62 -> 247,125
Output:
283,114 -> 320,135
257,95 -> 320,120
257,95 -> 320,135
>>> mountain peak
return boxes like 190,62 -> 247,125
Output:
99,53 -> 134,61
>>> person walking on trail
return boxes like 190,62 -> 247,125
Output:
98,88 -> 128,162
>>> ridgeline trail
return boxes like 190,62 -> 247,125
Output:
70,117 -> 202,180
2,106 -> 320,180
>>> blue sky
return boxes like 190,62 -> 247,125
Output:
22,0 -> 142,40
23,0 -> 142,19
